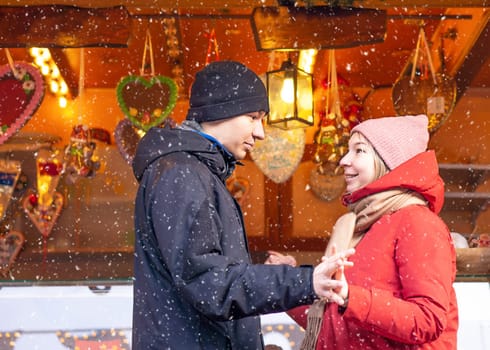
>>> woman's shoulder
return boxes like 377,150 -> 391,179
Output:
391,205 -> 451,241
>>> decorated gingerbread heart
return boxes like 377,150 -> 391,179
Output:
0,230 -> 25,277
23,190 -> 64,238
114,117 -> 177,165
250,125 -> 305,184
116,75 -> 178,132
114,118 -> 143,164
0,62 -> 45,145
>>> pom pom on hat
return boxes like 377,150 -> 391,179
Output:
350,115 -> 429,170
186,61 -> 269,122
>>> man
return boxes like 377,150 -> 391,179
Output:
131,61 -> 353,349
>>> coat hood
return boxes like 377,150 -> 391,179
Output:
342,150 -> 445,214
132,125 -> 236,183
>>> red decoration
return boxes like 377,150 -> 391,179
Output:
56,329 -> 130,350
0,61 -> 45,144
205,28 -> 220,65
38,161 -> 63,177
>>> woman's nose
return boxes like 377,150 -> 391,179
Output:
339,153 -> 350,166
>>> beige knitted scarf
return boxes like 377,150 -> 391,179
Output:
299,188 -> 427,350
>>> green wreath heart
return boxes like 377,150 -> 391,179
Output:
116,75 -> 178,132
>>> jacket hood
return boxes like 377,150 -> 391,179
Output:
132,126 -> 236,182
342,150 -> 445,214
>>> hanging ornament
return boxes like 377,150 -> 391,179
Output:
226,173 -> 250,206
63,49 -> 105,183
250,124 -> 305,184
250,51 -> 305,184
392,27 -> 456,133
0,159 -> 22,221
116,28 -> 178,132
310,50 -> 360,201
0,160 -> 27,277
114,117 -> 175,165
162,17 -> 185,95
0,230 -> 25,277
23,148 -> 64,262
114,118 -> 142,165
64,125 -> 102,183
0,49 -> 45,145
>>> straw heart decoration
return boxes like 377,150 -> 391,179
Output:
250,125 -> 305,184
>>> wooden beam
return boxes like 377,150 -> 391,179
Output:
251,6 -> 387,51
0,5 -> 131,48
1,1 -> 489,9
453,15 -> 490,97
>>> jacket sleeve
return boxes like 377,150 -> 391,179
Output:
343,209 -> 456,344
150,162 -> 317,321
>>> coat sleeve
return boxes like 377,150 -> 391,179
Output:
343,209 -> 456,344
150,162 -> 317,321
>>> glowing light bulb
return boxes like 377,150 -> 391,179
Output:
40,64 -> 50,76
50,64 -> 60,78
280,77 -> 294,104
50,80 -> 59,93
58,96 -> 67,108
59,81 -> 68,94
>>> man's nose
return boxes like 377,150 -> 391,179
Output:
253,120 -> 265,140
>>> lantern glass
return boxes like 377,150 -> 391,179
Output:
266,60 -> 314,129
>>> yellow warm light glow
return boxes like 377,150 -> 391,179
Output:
280,77 -> 295,104
298,49 -> 318,74
29,47 -> 70,104
58,96 -> 68,108
50,64 -> 60,78
59,81 -> 68,94
39,48 -> 51,60
34,56 -> 45,67
41,64 -> 50,75
50,80 -> 59,93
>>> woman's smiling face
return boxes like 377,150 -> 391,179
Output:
339,132 -> 378,193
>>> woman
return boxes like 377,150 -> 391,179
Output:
274,115 -> 458,349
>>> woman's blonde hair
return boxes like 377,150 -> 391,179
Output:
352,132 -> 389,180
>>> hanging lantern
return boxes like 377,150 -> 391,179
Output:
392,27 -> 456,133
266,58 -> 314,129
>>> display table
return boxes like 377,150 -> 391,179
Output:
0,282 -> 488,350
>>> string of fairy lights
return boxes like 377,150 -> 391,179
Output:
28,47 -> 69,108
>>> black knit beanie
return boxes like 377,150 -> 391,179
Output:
186,61 -> 269,122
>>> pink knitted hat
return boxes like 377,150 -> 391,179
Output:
350,114 -> 429,170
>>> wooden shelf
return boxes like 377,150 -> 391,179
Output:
439,164 -> 490,230
439,163 -> 490,192
443,192 -> 490,212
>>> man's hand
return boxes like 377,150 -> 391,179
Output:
264,251 -> 297,266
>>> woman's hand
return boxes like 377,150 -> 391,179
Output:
313,247 -> 355,303
326,244 -> 351,302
